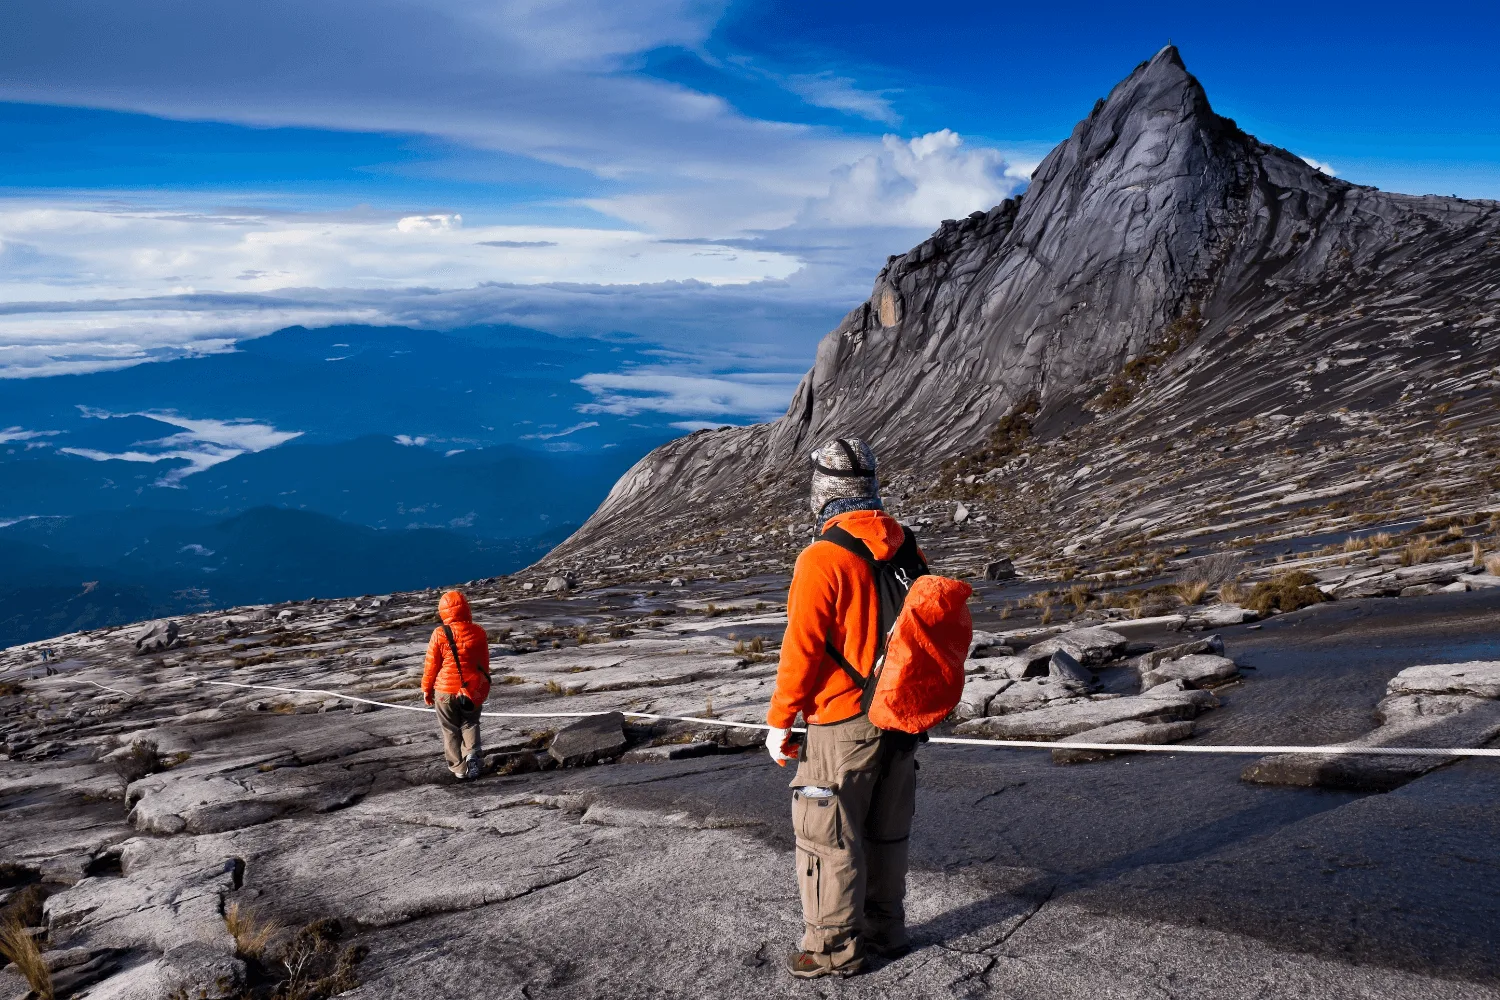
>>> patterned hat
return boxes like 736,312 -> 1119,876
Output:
809,437 -> 880,518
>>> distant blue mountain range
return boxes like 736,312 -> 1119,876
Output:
0,324 -> 686,646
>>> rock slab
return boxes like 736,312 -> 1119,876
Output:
549,712 -> 629,766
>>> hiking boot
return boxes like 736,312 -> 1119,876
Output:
463,756 -> 482,780
786,950 -> 863,979
866,939 -> 912,960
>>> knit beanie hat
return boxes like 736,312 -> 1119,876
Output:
809,438 -> 880,518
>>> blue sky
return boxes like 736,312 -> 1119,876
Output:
2,0 -> 1498,421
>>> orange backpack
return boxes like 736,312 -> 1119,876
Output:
820,524 -> 973,734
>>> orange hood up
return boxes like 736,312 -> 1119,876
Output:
438,590 -> 473,625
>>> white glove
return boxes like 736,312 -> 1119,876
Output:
765,727 -> 797,766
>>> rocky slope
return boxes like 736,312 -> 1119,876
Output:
542,45 -> 1500,591
6,578 -> 1500,998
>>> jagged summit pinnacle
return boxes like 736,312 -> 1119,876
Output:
1150,42 -> 1186,69
545,48 -> 1500,574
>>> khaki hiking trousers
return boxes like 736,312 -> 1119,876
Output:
436,693 -> 482,776
790,713 -> 917,968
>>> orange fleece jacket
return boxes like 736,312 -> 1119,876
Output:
768,509 -> 914,729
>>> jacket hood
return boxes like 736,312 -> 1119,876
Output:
822,509 -> 905,561
438,590 -> 473,625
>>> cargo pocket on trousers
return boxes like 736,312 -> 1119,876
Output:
792,787 -> 843,851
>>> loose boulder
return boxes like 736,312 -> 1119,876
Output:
549,712 -> 629,766
1386,661 -> 1500,699
1023,627 -> 1128,669
983,558 -> 1017,581
984,677 -> 1092,717
1140,653 -> 1239,691
1048,649 -> 1094,686
134,620 -> 180,655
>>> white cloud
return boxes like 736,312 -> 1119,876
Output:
0,203 -> 800,304
520,420 -> 601,440
800,130 -> 1027,228
0,202 -> 806,377
575,370 -> 801,419
60,409 -> 302,484
394,435 -> 430,447
1300,155 -> 1338,176
397,214 -> 462,233
0,426 -> 61,444
784,73 -> 900,126
0,0 -> 875,238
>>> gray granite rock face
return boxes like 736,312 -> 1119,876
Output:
10,555 -> 1500,997
546,44 -> 1500,579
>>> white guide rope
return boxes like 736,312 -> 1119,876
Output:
190,677 -> 1500,758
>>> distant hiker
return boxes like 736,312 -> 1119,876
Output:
766,437 -> 972,978
422,590 -> 491,780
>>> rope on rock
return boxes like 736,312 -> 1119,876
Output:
190,677 -> 1500,757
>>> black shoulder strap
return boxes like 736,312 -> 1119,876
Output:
819,524 -> 874,562
816,522 -> 926,715
441,624 -> 469,695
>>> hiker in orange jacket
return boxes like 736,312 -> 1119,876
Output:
422,590 -> 491,780
768,437 -> 922,979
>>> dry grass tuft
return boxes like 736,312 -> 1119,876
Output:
0,919 -> 52,1000
1218,581 -> 1248,605
1398,537 -> 1436,567
1068,584 -> 1090,614
1366,531 -> 1394,551
225,900 -> 281,961
1342,535 -> 1365,553
1485,553 -> 1500,577
1173,580 -> 1210,605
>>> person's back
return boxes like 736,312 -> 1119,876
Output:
766,438 -> 924,979
422,590 -> 491,779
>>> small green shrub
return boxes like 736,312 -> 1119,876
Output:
1245,571 -> 1329,615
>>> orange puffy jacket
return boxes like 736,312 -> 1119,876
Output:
768,509 -> 920,729
421,591 -> 491,703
